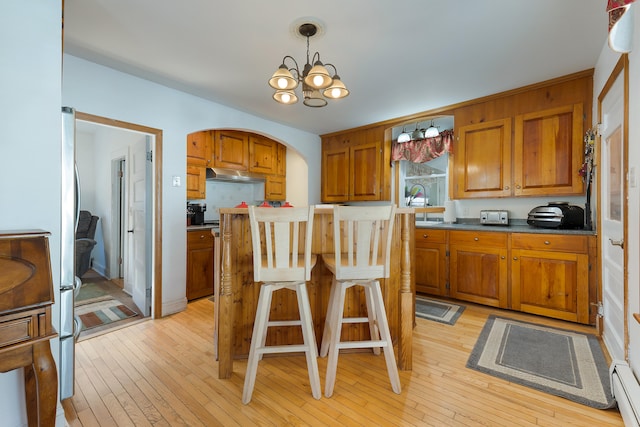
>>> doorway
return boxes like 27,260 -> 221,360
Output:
75,112 -> 163,321
598,56 -> 628,361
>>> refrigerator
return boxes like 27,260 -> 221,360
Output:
60,106 -> 82,400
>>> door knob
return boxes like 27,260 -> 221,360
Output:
609,238 -> 624,249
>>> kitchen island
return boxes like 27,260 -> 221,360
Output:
215,206 -> 415,379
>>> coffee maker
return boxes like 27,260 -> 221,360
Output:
187,202 -> 206,225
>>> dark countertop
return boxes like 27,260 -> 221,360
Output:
415,219 -> 596,235
187,224 -> 219,235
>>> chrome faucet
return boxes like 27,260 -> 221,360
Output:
408,183 -> 428,221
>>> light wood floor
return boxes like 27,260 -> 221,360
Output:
62,297 -> 623,426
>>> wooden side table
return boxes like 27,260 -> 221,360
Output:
0,230 -> 58,427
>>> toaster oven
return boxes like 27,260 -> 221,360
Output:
527,202 -> 584,229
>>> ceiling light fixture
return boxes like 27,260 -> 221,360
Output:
268,23 -> 349,107
411,123 -> 425,141
424,120 -> 440,138
397,126 -> 411,143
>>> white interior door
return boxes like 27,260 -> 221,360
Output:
600,71 -> 626,362
128,140 -> 150,315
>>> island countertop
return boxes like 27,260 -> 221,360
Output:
215,206 -> 416,379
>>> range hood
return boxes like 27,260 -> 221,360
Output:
206,167 -> 265,183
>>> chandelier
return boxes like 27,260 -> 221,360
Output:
268,23 -> 349,107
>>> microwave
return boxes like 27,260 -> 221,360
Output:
480,210 -> 509,226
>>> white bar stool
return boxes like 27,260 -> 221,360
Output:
320,204 -> 401,397
242,206 -> 321,404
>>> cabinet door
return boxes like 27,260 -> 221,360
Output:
453,118 -> 512,199
350,141 -> 382,201
275,143 -> 286,176
212,130 -> 249,170
186,131 -> 211,166
249,135 -> 277,174
414,229 -> 447,296
322,146 -> 350,202
187,231 -> 215,300
186,165 -> 206,199
265,175 -> 286,201
511,249 -> 589,323
513,104 -> 584,196
449,231 -> 508,307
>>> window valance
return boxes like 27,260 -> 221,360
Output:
391,129 -> 453,163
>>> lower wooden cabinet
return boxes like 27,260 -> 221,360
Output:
187,229 -> 215,300
511,233 -> 590,323
416,228 -> 596,324
449,231 -> 508,308
414,229 -> 447,296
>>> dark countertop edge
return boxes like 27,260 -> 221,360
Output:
415,220 -> 596,235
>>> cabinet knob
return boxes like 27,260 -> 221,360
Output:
544,240 -> 550,245
504,186 -> 510,190
516,185 -> 521,189
423,234 -> 429,238
501,256 -> 505,260
474,237 -> 479,241
200,234 -> 205,239
513,257 -> 518,260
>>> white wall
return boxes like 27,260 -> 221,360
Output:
0,1 -> 66,426
62,54 -> 321,316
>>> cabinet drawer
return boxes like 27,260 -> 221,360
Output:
415,229 -> 446,246
511,233 -> 588,253
0,313 -> 35,348
188,230 -> 215,248
449,230 -> 507,247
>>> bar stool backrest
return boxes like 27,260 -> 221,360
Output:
248,206 -> 315,283
331,205 -> 396,281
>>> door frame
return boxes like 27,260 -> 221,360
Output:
596,54 -> 629,357
76,111 -> 163,319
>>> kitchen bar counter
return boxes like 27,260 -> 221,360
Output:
215,207 -> 415,379
416,219 -> 596,235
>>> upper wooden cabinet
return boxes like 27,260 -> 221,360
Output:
186,164 -> 206,199
321,126 -> 390,203
513,104 -> 584,196
249,135 -> 277,174
187,130 -> 211,166
212,130 -> 249,170
453,118 -> 512,199
452,71 -> 591,199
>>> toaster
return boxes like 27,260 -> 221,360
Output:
527,202 -> 584,229
480,210 -> 509,225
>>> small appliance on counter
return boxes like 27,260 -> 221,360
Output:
527,202 -> 584,229
480,210 -> 509,225
187,202 -> 206,225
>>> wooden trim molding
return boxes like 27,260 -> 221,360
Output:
75,112 -> 164,319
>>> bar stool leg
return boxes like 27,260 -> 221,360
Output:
243,284 -> 273,404
296,282 -> 322,399
324,283 -> 347,398
363,284 -> 381,355
371,281 -> 401,394
320,276 -> 339,357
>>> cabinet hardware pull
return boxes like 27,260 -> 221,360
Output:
513,257 -> 518,260
516,185 -> 521,189
609,238 -> 624,248
501,256 -> 505,260
423,234 -> 428,238
504,186 -> 510,190
474,237 -> 479,241
200,235 -> 205,239
544,241 -> 550,245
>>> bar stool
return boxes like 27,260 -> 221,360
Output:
320,204 -> 401,397
242,206 -> 321,404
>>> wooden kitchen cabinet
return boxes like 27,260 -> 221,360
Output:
453,118 -> 512,199
187,130 -> 211,166
511,233 -> 591,323
265,175 -> 286,200
187,229 -> 215,300
449,230 -> 508,308
249,134 -> 277,174
513,104 -> 584,196
414,228 -> 447,296
321,126 -> 389,202
186,164 -> 206,199
212,130 -> 249,170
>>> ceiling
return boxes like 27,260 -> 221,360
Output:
64,0 -> 607,136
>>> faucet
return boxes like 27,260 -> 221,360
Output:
408,183 -> 428,221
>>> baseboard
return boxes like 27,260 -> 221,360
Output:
162,297 -> 188,317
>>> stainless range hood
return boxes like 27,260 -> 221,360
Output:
206,167 -> 265,183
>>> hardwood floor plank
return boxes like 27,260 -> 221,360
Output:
64,298 -> 623,426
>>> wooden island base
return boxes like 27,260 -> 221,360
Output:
214,207 -> 415,379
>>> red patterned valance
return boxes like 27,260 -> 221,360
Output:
391,129 -> 453,163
